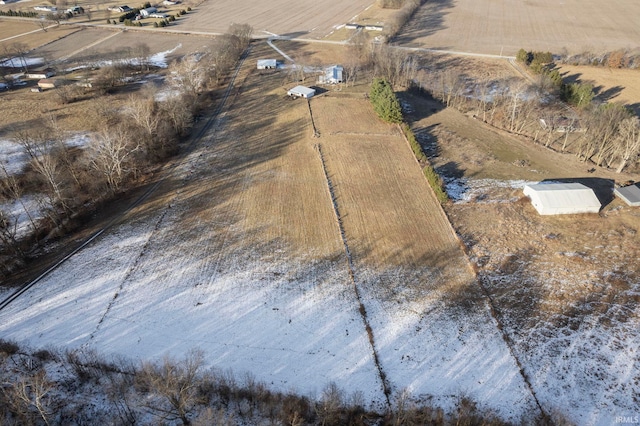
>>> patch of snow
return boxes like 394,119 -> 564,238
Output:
0,132 -> 91,177
0,195 -> 42,239
0,57 -> 44,68
147,43 -> 182,68
0,139 -> 29,175
445,177 -> 538,203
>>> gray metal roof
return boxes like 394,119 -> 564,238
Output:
523,183 -> 601,215
614,184 -> 640,206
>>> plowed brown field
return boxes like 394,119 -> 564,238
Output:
179,0 -> 375,39
396,0 -> 640,56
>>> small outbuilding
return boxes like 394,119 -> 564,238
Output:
139,6 -> 157,17
26,68 -> 56,79
614,183 -> 640,206
287,85 -> 315,99
257,59 -> 277,69
37,78 -> 59,89
523,183 -> 601,215
319,65 -> 343,84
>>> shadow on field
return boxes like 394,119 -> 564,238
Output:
390,0 -> 455,46
540,177 -> 615,206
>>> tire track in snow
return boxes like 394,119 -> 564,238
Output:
315,143 -> 392,409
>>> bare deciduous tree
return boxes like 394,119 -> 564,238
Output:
613,116 -> 640,173
137,349 -> 206,426
16,130 -> 72,215
88,126 -> 140,191
227,23 -> 253,48
1,369 -> 55,426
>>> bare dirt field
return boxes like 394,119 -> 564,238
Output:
30,27 -> 214,66
177,0 -> 375,39
558,64 -> 640,113
395,0 -> 640,56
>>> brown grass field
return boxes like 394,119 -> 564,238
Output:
557,64 -> 640,113
395,0 -> 640,56
177,0 -> 375,38
0,19 -> 81,52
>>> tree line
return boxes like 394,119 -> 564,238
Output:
0,339 -> 551,425
416,49 -> 640,175
0,24 -> 252,276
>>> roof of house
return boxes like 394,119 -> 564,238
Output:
288,85 -> 315,96
523,183 -> 601,215
257,59 -> 277,67
325,65 -> 343,81
614,183 -> 640,206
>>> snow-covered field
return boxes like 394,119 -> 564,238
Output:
0,141 -> 538,421
445,177 -> 640,425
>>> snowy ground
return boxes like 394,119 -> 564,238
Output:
0,145 -> 539,421
444,177 -> 640,425
0,133 -> 91,240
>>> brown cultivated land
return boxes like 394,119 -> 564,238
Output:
179,0 -> 375,38
395,0 -> 640,56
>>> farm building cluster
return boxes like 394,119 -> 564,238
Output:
255,59 -> 343,100
522,181 -> 639,215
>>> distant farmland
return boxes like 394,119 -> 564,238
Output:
395,0 -> 640,56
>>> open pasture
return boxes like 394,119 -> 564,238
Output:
558,64 -> 640,113
0,19 -> 80,52
29,27 -> 214,66
395,0 -> 640,56
178,0 -> 375,39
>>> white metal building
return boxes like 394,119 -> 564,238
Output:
523,183 -> 601,215
614,184 -> 640,206
321,65 -> 343,84
257,59 -> 277,69
287,85 -> 315,99
139,7 -> 157,17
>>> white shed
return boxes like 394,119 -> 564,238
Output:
523,183 -> 601,215
257,59 -> 277,69
139,6 -> 157,17
287,85 -> 315,99
322,65 -> 343,84
614,183 -> 640,206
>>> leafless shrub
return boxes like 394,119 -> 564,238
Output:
0,339 -> 20,357
1,368 -> 56,426
315,382 -> 344,426
65,347 -> 114,384
136,349 -> 206,425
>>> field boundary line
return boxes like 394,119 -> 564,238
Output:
314,143 -> 392,409
307,100 -> 319,137
398,122 -> 549,421
86,206 -> 171,343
